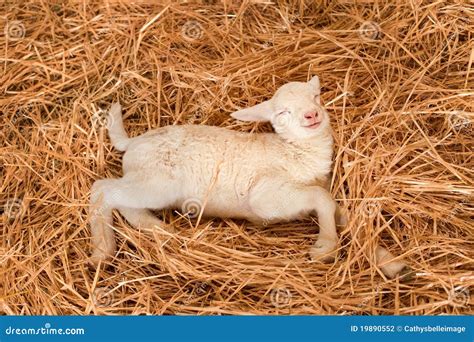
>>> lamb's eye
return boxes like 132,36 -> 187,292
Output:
277,110 -> 290,116
273,110 -> 291,128
314,94 -> 321,103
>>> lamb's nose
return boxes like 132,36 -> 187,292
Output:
304,111 -> 317,120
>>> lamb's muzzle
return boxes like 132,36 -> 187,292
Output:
89,76 -> 410,279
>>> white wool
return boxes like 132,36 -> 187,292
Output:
90,76 -> 408,278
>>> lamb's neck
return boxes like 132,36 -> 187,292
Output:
288,130 -> 334,152
283,131 -> 335,183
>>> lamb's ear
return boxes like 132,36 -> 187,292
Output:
231,100 -> 274,122
308,76 -> 321,104
308,75 -> 320,93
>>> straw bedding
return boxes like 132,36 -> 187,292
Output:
1,0 -> 473,315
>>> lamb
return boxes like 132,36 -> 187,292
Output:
90,76 -> 410,279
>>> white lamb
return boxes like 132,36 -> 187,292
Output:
90,76 -> 410,279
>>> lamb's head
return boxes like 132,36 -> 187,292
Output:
231,76 -> 330,140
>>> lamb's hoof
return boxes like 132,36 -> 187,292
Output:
88,250 -> 110,267
310,239 -> 338,263
380,260 -> 413,280
399,265 -> 415,282
336,208 -> 348,227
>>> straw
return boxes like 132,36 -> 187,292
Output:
0,0 -> 472,315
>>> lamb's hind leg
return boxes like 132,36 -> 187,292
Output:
248,179 -> 338,262
335,203 -> 348,226
90,173 -> 177,265
118,207 -> 175,233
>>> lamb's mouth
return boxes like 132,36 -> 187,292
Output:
304,121 -> 321,129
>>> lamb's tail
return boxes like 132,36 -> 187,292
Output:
107,102 -> 130,152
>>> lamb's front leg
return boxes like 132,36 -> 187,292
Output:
248,179 -> 338,262
375,246 -> 412,279
308,187 -> 338,262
